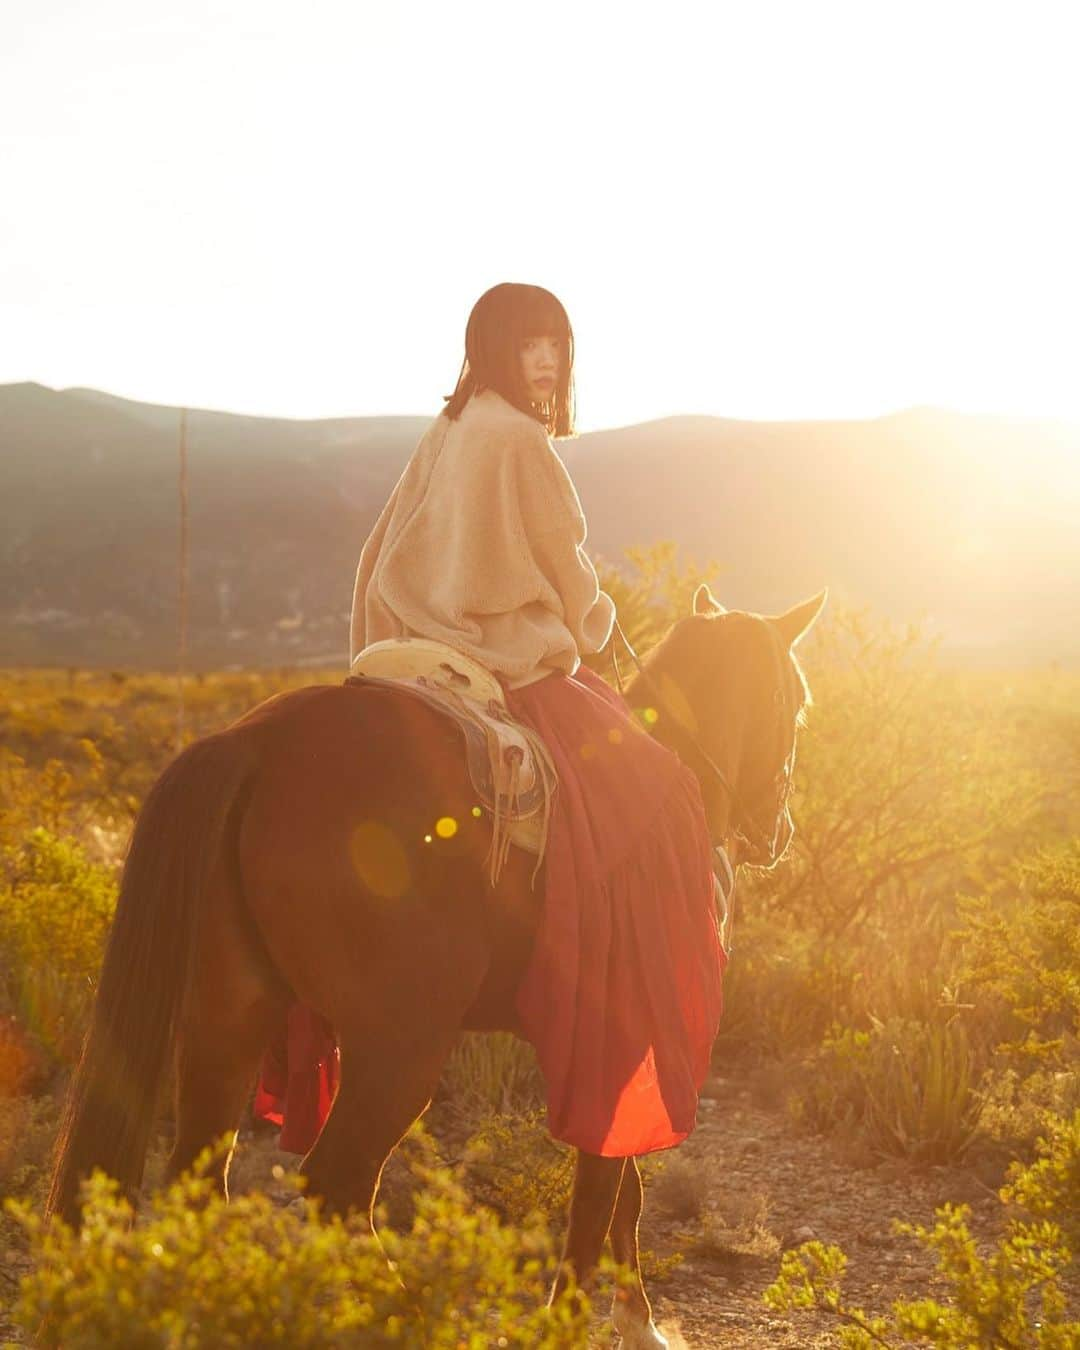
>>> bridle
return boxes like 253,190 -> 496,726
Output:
608,616 -> 797,945
728,619 -> 798,862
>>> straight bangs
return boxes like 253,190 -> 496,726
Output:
508,290 -> 573,350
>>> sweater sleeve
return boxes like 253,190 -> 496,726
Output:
349,483 -> 400,662
532,516 -> 617,655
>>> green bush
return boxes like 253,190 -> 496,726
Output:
709,609 -> 1075,1074
1001,1108 -> 1080,1251
4,1143 -> 599,1347
744,612 -> 1048,940
439,1032 -> 544,1120
978,1066 -> 1080,1158
0,828 -> 117,1064
459,1109 -> 576,1229
0,1094 -> 59,1204
716,924 -> 865,1061
764,1108 -> 1080,1347
794,1016 -> 984,1163
960,840 -> 1080,1063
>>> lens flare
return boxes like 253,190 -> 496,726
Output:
349,820 -> 411,898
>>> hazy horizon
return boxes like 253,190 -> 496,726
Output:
10,378 -> 1080,440
4,377 -> 1077,672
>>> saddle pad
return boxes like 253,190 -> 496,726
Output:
350,637 -> 506,708
350,636 -> 544,802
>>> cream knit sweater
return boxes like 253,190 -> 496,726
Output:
350,388 -> 616,688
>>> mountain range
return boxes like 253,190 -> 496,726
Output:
2,381 -> 1077,669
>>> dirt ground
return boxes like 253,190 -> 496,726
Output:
629,1073 -> 1007,1348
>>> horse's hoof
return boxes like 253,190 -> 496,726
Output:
612,1301 -> 669,1349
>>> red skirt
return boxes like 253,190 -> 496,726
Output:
254,664 -> 725,1157
505,664 -> 725,1155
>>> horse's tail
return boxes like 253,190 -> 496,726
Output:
46,731 -> 256,1226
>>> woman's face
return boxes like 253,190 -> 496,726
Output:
519,334 -> 562,405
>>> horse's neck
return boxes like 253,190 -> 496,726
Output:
625,642 -> 737,844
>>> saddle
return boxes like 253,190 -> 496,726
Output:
345,637 -> 558,887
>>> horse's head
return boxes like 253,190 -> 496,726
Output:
632,584 -> 826,868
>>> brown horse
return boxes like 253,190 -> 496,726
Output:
47,582 -> 824,1348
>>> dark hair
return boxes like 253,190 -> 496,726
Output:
442,282 -> 576,436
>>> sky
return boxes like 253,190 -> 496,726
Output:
2,1 -> 1078,434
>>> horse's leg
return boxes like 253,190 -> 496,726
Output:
299,1019 -> 460,1223
168,995 -> 282,1197
550,1152 -> 626,1308
167,857 -> 285,1197
609,1158 -> 668,1349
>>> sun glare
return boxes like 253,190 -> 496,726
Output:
2,7 -> 1077,428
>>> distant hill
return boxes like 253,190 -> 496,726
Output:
1,382 -> 1077,668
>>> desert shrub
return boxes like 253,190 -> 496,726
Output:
439,1031 -> 545,1120
686,1191 -> 779,1266
716,910 -> 986,1068
979,1066 -> 1080,1158
765,1108 -> 1080,1347
1001,1108 -> 1080,1251
0,744 -> 103,849
710,608 -> 1080,1093
743,611 -> 1051,941
4,1143 -> 598,1348
0,668 -> 335,834
716,923 -> 870,1061
789,1024 -> 874,1138
794,1016 -> 984,1163
0,827 -> 117,1064
646,1152 -> 778,1266
647,1152 -> 709,1222
0,1094 -> 59,1203
459,1108 -> 576,1229
959,839 -> 1080,1063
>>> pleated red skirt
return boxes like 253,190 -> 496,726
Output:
254,664 -> 725,1157
505,664 -> 725,1155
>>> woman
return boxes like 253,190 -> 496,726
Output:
259,282 -> 724,1157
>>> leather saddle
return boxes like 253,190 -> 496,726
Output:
345,637 -> 558,886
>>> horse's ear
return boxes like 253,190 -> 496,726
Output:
772,589 -> 828,648
692,583 -> 726,616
